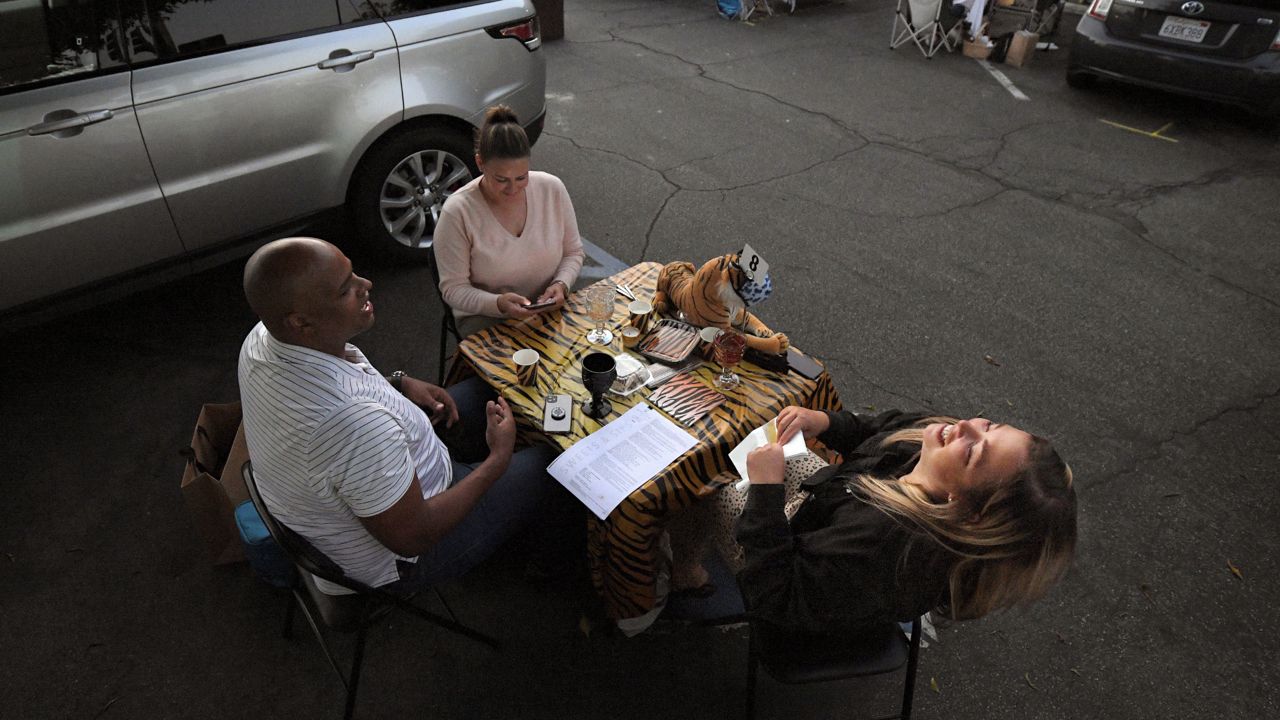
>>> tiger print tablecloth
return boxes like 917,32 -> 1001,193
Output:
455,261 -> 843,624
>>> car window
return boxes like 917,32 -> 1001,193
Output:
125,0 -> 366,62
0,0 -> 125,93
363,0 -> 481,18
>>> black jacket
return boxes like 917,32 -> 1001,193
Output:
735,409 -> 954,637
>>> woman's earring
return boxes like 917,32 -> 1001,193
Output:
947,494 -> 955,504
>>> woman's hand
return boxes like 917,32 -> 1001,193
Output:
776,406 -> 830,444
746,443 -> 786,485
496,292 -> 535,319
533,281 -> 568,311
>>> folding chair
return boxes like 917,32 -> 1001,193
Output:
243,462 -> 500,720
427,248 -> 463,385
890,0 -> 961,59
745,618 -> 922,720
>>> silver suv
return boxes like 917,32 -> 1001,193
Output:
0,0 -> 546,320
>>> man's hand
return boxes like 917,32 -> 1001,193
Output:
485,397 -> 516,461
400,375 -> 459,427
746,443 -> 786,485
776,406 -> 830,444
497,293 -> 536,319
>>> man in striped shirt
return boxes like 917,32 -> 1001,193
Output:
238,237 -> 556,594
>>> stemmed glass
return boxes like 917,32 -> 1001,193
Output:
712,329 -> 747,391
580,351 -> 617,419
585,284 -> 614,345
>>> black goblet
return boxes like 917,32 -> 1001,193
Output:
580,351 -> 617,420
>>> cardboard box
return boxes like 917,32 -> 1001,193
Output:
963,38 -> 993,60
1006,30 -> 1039,68
180,402 -> 250,564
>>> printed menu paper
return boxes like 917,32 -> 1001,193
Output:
548,403 -> 698,520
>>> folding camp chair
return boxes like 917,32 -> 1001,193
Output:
427,247 -> 463,385
890,0 -> 961,59
243,462 -> 499,720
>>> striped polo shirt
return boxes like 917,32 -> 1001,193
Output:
238,323 -> 452,593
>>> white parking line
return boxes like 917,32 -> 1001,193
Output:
977,59 -> 1030,101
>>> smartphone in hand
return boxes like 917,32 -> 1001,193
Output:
523,298 -> 557,311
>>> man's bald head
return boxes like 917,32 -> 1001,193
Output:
243,237 -> 336,334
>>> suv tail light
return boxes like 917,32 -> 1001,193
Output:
1088,0 -> 1113,19
1272,27 -> 1280,51
487,17 -> 541,51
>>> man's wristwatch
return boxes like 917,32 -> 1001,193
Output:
387,370 -> 406,393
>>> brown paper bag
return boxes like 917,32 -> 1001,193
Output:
1005,30 -> 1039,68
179,402 -> 249,564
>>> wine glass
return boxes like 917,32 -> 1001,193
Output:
580,351 -> 617,419
712,329 -> 747,391
585,284 -> 614,345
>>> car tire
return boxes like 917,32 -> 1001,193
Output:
1066,70 -> 1097,90
349,125 -> 477,260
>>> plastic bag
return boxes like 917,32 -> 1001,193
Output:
717,0 -> 745,20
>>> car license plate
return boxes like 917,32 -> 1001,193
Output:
1158,15 -> 1210,43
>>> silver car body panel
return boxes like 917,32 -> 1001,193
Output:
392,0 -> 547,127
0,0 -> 547,319
132,22 -> 402,250
0,73 -> 184,310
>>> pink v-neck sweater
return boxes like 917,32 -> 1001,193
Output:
434,171 -> 584,322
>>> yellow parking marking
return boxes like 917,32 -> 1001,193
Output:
1099,119 -> 1180,143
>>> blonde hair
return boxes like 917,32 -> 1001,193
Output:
856,418 -> 1077,621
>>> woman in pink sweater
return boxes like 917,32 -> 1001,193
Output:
434,105 -> 585,337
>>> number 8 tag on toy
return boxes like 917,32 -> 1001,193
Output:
739,244 -> 769,283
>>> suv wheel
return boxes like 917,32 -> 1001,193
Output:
350,127 -> 476,259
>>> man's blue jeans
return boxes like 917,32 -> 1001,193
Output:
385,376 -> 560,591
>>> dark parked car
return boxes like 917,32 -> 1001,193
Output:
1067,0 -> 1280,116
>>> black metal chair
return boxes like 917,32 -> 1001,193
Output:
427,249 -> 463,385
242,462 -> 500,720
746,618 -> 922,720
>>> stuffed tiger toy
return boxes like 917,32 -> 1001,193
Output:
652,253 -> 788,356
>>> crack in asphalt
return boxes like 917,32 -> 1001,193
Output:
640,187 -> 681,262
1081,384 -> 1280,494
543,129 -> 688,263
688,145 -> 869,194
824,357 -> 937,411
559,29 -> 1280,312
604,31 -> 872,144
542,129 -> 676,186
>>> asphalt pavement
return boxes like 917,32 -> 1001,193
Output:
3,1 -> 1279,718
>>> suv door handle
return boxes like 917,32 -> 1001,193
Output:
27,109 -> 115,137
317,50 -> 375,72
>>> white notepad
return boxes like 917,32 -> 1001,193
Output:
729,418 -> 808,490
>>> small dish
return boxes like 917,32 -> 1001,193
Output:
609,353 -> 650,396
636,319 -> 700,364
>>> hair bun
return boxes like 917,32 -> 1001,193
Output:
483,104 -> 520,127
476,104 -> 530,160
